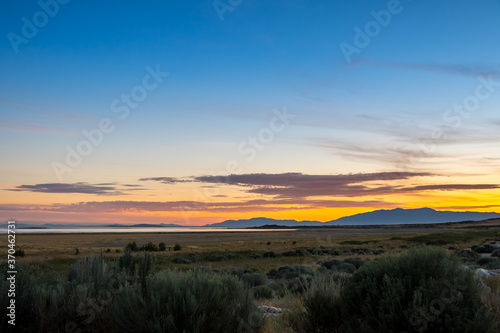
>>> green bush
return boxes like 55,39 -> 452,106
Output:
172,257 -> 192,264
173,243 -> 182,251
336,262 -> 356,274
251,285 -> 274,299
340,247 -> 497,333
142,241 -> 158,252
455,249 -> 480,263
343,257 -> 367,268
302,274 -> 344,333
477,257 -> 498,266
268,265 -> 314,293
242,272 -> 268,287
126,241 -> 139,251
321,259 -> 342,270
111,269 -> 260,333
205,253 -> 226,261
263,251 -> 277,258
477,257 -> 500,270
474,244 -> 496,254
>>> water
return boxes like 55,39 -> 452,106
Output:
7,227 -> 297,234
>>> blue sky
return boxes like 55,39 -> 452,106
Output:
1,0 -> 500,224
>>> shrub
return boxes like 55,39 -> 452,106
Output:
474,244 -> 496,254
491,249 -> 500,258
455,249 -> 480,263
282,249 -> 305,257
268,265 -> 314,293
158,242 -> 166,251
340,247 -> 497,333
172,257 -> 192,264
336,262 -> 356,274
14,248 -> 25,257
343,257 -> 367,269
477,257 -> 499,267
302,274 -> 344,332
483,276 -> 500,320
486,260 -> 500,270
251,285 -> 274,299
173,243 -> 182,251
142,241 -> 158,252
111,269 -> 260,333
321,259 -> 342,270
205,253 -> 225,262
263,251 -> 277,258
242,272 -> 268,287
126,241 -> 139,251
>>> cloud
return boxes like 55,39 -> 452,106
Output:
404,184 -> 500,192
139,177 -> 190,184
192,172 -> 432,198
356,60 -> 500,78
434,204 -> 500,210
5,182 -> 131,196
0,198 -> 393,214
189,172 -> 499,199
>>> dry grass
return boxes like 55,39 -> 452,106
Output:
483,276 -> 500,319
2,227 -> 499,275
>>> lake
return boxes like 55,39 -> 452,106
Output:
7,227 -> 297,234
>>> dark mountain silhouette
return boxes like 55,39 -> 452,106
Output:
204,217 -> 323,228
326,207 -> 500,225
205,208 -> 500,227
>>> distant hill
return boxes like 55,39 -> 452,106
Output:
204,217 -> 324,228
13,222 -> 185,229
205,208 -> 500,227
105,223 -> 185,228
326,208 -> 500,225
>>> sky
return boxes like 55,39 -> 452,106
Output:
1,0 -> 499,225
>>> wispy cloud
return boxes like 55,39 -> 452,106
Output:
355,60 -> 500,78
405,184 -> 499,192
0,198 -> 393,214
192,172 -> 431,198
189,172 -> 498,198
139,177 -> 191,184
4,182 -> 139,196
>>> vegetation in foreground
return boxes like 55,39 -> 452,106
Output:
1,245 -> 500,332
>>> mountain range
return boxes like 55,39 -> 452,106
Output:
10,208 -> 500,229
204,208 -> 500,227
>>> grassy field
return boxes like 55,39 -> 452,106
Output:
2,223 -> 500,332
6,223 -> 500,274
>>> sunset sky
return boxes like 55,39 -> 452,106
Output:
1,0 -> 500,225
